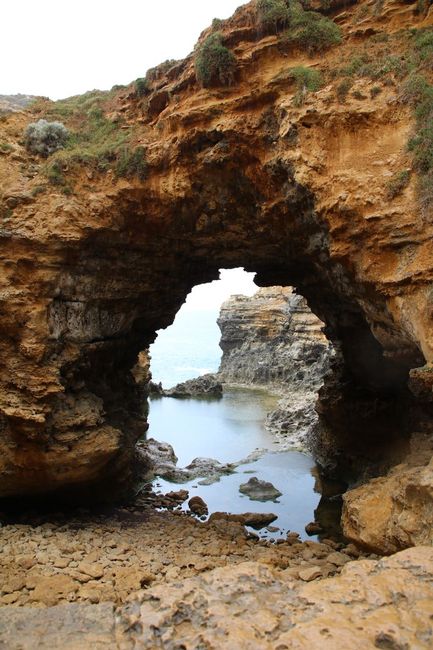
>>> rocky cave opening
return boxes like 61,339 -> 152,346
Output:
110,264 -> 424,546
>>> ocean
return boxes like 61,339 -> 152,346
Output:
149,309 -> 222,388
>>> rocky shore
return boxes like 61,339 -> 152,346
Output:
0,499 -> 432,647
219,286 -> 334,451
164,286 -> 334,450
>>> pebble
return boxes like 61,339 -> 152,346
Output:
0,497 -> 370,609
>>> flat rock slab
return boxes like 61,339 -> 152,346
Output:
0,603 -> 116,649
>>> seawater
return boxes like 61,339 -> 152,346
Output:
149,309 -> 222,388
148,388 -> 321,539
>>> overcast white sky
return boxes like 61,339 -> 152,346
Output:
2,0 -> 245,99
184,269 -> 258,312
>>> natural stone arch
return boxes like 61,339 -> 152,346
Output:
1,0 -> 432,499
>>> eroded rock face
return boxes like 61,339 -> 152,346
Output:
0,0 -> 432,497
342,433 -> 433,553
218,286 -> 334,447
218,287 -> 332,388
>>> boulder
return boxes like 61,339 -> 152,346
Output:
239,476 -> 282,501
164,374 -> 223,398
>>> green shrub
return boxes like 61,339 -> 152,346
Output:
401,69 -> 433,215
45,160 -> 67,186
54,103 -> 130,172
283,3 -> 342,54
135,78 -> 148,97
195,33 -> 236,87
24,119 -> 69,157
146,60 -> 179,82
256,0 -> 290,34
341,54 -> 409,82
400,73 -> 431,105
290,66 -> 322,105
291,66 -> 322,91
414,28 -> 433,67
0,142 -> 12,153
116,146 -> 147,180
352,90 -> 366,100
370,85 -> 382,98
31,185 -> 47,197
337,78 -> 353,102
386,170 -> 410,199
212,18 -> 223,30
408,122 -> 433,173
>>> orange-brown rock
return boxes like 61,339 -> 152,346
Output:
0,0 -> 432,498
1,547 -> 431,648
342,432 -> 433,553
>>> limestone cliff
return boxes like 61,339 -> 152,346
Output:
0,0 -> 432,498
218,286 -> 331,388
218,286 -> 334,446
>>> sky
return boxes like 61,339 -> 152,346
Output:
183,268 -> 258,312
2,0 -> 245,100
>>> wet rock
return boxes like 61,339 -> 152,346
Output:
137,439 -> 235,484
188,496 -> 208,516
164,374 -> 223,398
137,438 -> 178,478
208,511 -> 278,529
239,477 -> 282,501
305,521 -> 324,536
165,489 -> 189,505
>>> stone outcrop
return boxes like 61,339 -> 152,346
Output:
0,0 -> 432,498
162,373 -> 223,398
218,286 -> 334,447
342,432 -> 433,553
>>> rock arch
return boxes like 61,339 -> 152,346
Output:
1,0 -> 432,498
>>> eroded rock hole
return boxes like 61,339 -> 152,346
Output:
137,268 -> 346,540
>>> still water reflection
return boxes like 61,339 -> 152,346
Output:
148,387 -> 322,539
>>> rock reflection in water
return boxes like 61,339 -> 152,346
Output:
148,387 -> 342,540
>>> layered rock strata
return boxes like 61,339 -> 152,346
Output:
218,286 -> 334,447
0,543 -> 431,649
0,0 -> 432,497
342,430 -> 433,552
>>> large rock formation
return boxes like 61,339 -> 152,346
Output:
218,286 -> 334,446
0,0 -> 432,498
342,431 -> 433,552
218,287 -> 332,388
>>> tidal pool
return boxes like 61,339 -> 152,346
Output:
148,387 -> 323,539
